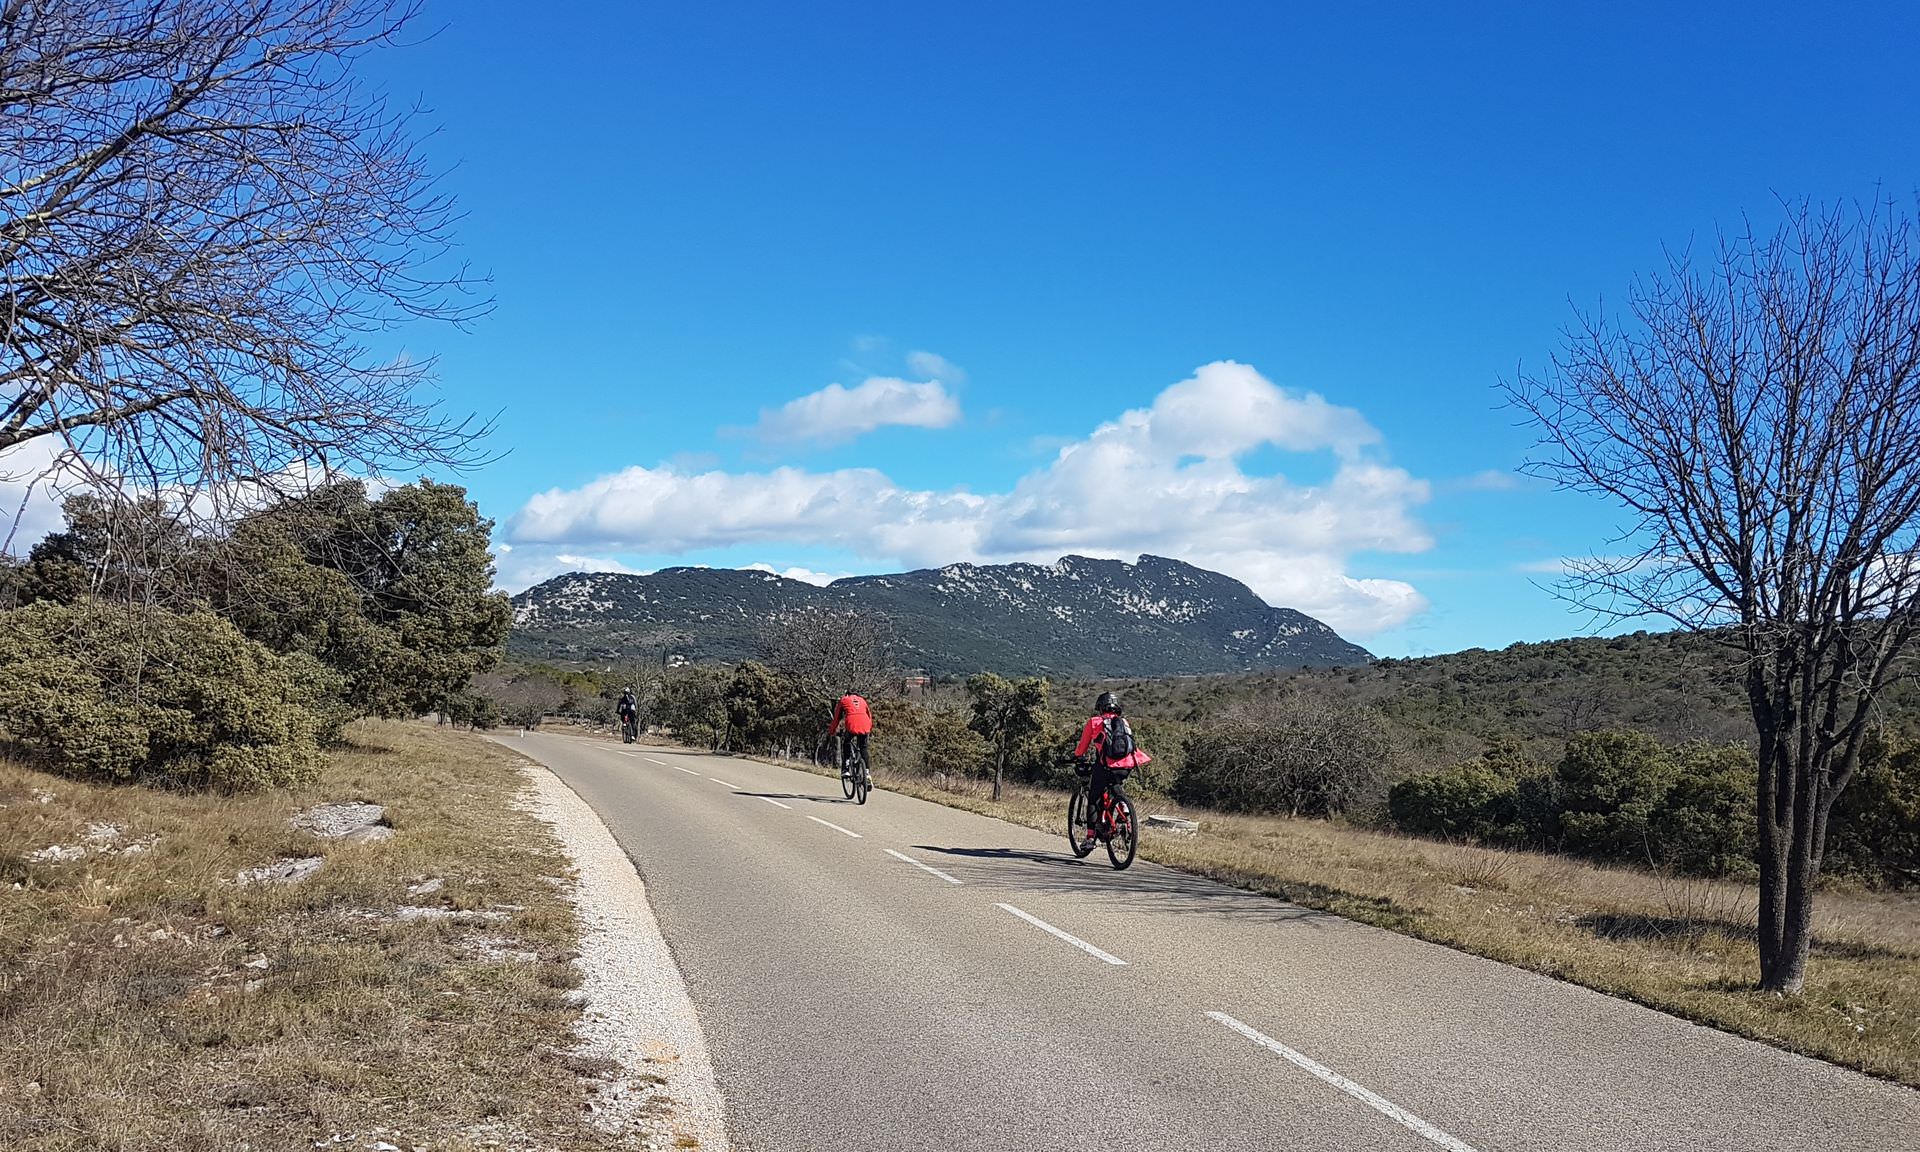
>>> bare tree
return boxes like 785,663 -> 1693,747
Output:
1506,198 -> 1920,992
1554,687 -> 1612,738
1,0 -> 488,522
760,605 -> 897,703
1176,690 -> 1390,817
473,670 -> 564,731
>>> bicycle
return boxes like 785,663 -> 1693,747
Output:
620,713 -> 638,744
838,737 -> 872,805
1066,762 -> 1138,870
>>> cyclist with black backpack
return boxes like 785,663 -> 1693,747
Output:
615,686 -> 639,742
1071,691 -> 1152,853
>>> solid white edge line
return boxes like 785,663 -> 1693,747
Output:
806,815 -> 862,838
708,778 -> 739,789
1205,1012 -> 1480,1152
883,848 -> 963,885
755,795 -> 793,809
671,765 -> 701,776
994,903 -> 1127,965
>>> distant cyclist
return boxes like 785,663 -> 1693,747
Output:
615,685 -> 639,740
830,689 -> 873,771
1072,691 -> 1151,851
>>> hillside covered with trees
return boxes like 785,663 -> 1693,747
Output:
477,619 -> 1920,890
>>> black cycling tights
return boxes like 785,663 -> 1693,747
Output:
839,732 -> 869,768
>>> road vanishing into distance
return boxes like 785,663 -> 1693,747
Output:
501,732 -> 1920,1152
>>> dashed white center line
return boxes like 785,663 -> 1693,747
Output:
754,795 -> 793,809
1206,1012 -> 1480,1152
644,756 -> 670,765
708,778 -> 739,789
884,848 -> 962,885
995,903 -> 1127,965
806,815 -> 862,838
669,764 -> 701,776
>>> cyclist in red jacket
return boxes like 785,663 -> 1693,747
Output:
1072,691 -> 1151,851
831,690 -> 874,771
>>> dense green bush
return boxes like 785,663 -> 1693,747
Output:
657,665 -> 731,748
1386,736 -> 1559,845
869,697 -> 930,775
1388,760 -> 1524,842
1648,743 -> 1757,877
918,705 -> 990,776
18,483 -> 511,726
1830,734 -> 1920,887
1554,730 -> 1672,860
724,661 -> 816,754
0,602 -> 331,789
1386,730 -> 1761,876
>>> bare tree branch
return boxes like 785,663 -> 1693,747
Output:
0,0 -> 492,520
1504,195 -> 1920,993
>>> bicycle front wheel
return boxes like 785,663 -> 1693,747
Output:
1066,787 -> 1094,857
1106,793 -> 1138,870
840,755 -> 856,799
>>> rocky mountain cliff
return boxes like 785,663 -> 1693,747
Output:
508,554 -> 1373,676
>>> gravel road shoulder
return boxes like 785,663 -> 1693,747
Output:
516,755 -> 731,1150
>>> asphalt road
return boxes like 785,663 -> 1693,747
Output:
501,732 -> 1920,1152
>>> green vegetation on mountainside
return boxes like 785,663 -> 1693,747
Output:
508,554 -> 1371,677
1075,629 -> 1920,763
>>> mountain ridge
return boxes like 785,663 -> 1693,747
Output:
507,553 -> 1373,676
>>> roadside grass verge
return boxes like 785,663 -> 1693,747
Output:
0,721 -> 640,1152
618,720 -> 1920,1089
885,771 -> 1920,1085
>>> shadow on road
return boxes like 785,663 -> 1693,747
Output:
910,843 -> 1337,928
732,791 -> 857,806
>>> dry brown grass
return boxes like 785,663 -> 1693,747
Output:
0,721 -> 643,1152
744,752 -> 1920,1086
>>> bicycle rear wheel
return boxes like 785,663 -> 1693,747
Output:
1106,794 -> 1138,870
1066,787 -> 1094,857
854,757 -> 870,805
840,752 -> 856,799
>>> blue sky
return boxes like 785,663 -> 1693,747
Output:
344,0 -> 1917,656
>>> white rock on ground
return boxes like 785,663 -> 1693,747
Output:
292,801 -> 391,841
516,759 -> 731,1151
237,856 -> 323,885
26,844 -> 85,864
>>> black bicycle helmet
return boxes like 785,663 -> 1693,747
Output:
1094,691 -> 1118,713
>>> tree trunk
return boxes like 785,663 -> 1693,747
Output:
1755,734 -> 1790,987
1757,742 -> 1839,993
992,747 -> 1005,801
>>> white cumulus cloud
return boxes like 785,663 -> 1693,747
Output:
509,361 -> 1432,635
744,562 -> 849,586
491,544 -> 655,590
751,375 -> 962,444
2,439 -> 396,556
0,439 -> 85,553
